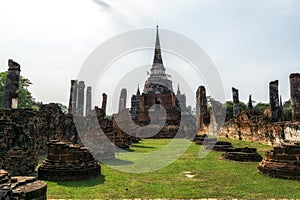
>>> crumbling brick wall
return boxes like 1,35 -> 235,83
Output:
0,103 -> 79,175
220,110 -> 300,145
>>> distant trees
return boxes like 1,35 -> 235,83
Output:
253,102 -> 270,115
223,101 -> 247,121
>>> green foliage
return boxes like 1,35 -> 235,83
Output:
254,102 -> 270,115
223,101 -> 247,121
46,138 -> 300,199
105,115 -> 112,120
0,71 -> 38,108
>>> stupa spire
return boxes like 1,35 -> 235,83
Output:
153,25 -> 163,65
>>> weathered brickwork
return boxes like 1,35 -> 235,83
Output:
221,147 -> 262,162
0,169 -> 47,200
259,144 -> 300,180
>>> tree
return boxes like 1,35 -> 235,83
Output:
0,71 -> 38,108
223,101 -> 247,121
254,102 -> 270,115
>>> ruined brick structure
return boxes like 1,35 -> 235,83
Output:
290,73 -> 300,121
196,86 -> 210,133
220,109 -> 300,145
232,87 -> 239,117
0,110 -> 38,175
269,80 -> 281,122
259,144 -> 300,180
118,88 -> 127,112
38,140 -> 100,181
0,103 -> 81,175
129,26 -> 195,138
220,110 -> 281,145
2,59 -> 21,109
0,169 -> 47,199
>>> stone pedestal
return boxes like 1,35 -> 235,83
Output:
221,147 -> 262,162
204,141 -> 233,151
38,140 -> 100,181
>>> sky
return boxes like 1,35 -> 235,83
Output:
0,0 -> 299,114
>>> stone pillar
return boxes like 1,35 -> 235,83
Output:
2,59 -> 21,109
77,81 -> 85,116
210,99 -> 224,134
290,73 -> 300,121
102,93 -> 107,115
68,80 -> 78,114
248,95 -> 253,110
86,86 -> 92,116
269,80 -> 280,121
118,88 -> 127,112
196,86 -> 209,132
232,87 -> 239,117
72,80 -> 78,114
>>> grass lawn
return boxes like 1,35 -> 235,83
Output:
46,138 -> 300,199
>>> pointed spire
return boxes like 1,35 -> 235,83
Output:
153,25 -> 163,65
248,94 -> 253,110
177,84 -> 181,95
137,85 -> 140,95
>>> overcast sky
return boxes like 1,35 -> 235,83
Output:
0,0 -> 299,113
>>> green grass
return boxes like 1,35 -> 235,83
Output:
46,138 -> 300,199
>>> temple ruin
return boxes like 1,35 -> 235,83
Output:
128,26 -> 195,138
